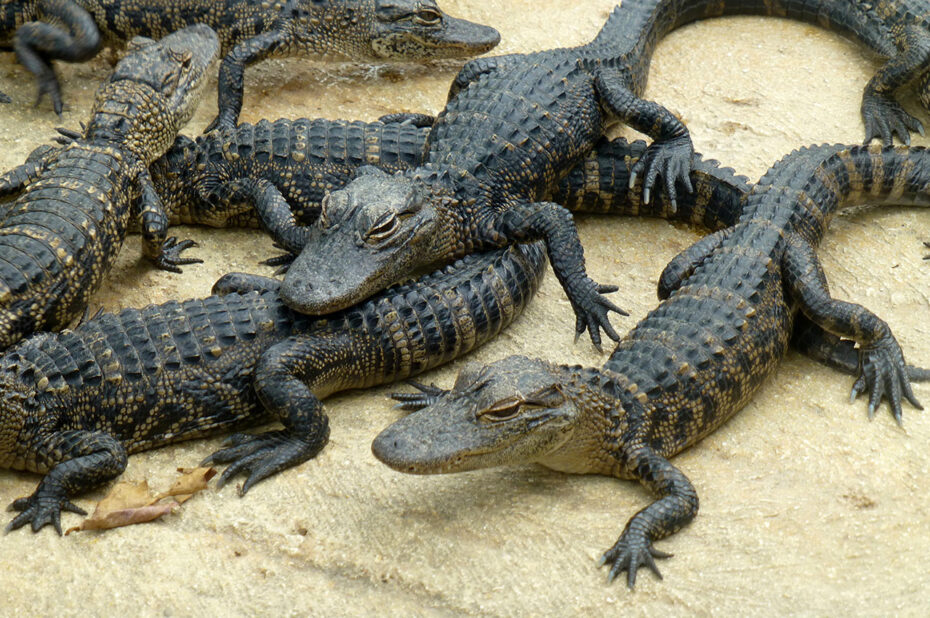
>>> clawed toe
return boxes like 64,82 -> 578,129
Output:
155,237 -> 203,273
204,431 -> 320,496
599,533 -> 671,589
850,338 -> 922,425
390,381 -> 447,411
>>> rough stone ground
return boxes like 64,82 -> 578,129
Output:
1,1 -> 929,615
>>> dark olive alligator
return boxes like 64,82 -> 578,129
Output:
0,25 -> 218,351
0,0 -> 500,122
273,0 -> 930,349
0,240 -> 546,534
373,143 -> 930,587
52,117 -> 748,255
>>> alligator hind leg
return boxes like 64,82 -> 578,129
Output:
861,26 -> 930,145
657,228 -> 733,300
594,70 -> 693,207
782,234 -> 923,424
599,445 -> 698,588
203,333 -> 345,495
6,431 -> 127,535
14,0 -> 101,114
791,314 -> 930,381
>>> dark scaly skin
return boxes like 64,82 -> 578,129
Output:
373,144 -> 930,588
0,241 -> 545,534
0,0 -> 500,120
0,25 -> 218,351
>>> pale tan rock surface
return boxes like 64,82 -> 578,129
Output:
1,1 -> 929,615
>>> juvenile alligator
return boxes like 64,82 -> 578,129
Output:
0,241 -> 545,534
373,143 -> 930,587
273,0 -> 930,349
0,25 -> 218,351
0,0 -> 500,122
51,117 -> 748,252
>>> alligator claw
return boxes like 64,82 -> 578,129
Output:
862,94 -> 923,146
390,381 -> 447,411
154,237 -> 203,273
599,529 -> 671,588
261,252 -> 297,275
5,488 -> 86,535
569,279 -> 627,351
629,135 -> 693,209
849,336 -> 923,426
203,430 -> 317,496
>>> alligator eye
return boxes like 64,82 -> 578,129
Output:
366,212 -> 399,242
413,8 -> 442,25
479,401 -> 522,422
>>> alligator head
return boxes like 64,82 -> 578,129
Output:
372,356 -> 584,474
86,24 -> 219,162
280,166 -> 449,314
291,0 -> 500,60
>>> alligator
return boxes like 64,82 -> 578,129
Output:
0,240 -> 546,534
0,0 -> 500,122
50,117 -> 748,257
373,143 -> 930,587
0,25 -> 218,351
272,0 -> 930,350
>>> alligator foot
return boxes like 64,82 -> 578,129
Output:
922,241 -> 930,260
598,530 -> 671,589
33,71 -> 64,116
6,487 -> 86,535
0,91 -> 10,104
850,337 -> 923,425
571,282 -> 626,352
629,135 -> 693,208
391,381 -> 447,411
862,94 -> 924,146
154,237 -> 202,273
203,430 -> 317,496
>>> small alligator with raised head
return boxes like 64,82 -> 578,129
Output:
0,0 -> 500,122
155,121 -> 748,250
0,25 -> 218,351
50,117 -> 748,253
0,240 -> 545,534
273,0 -> 930,350
373,143 -> 930,587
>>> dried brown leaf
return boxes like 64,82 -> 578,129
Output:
66,467 -> 217,533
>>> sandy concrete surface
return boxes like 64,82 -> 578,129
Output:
1,1 -> 929,615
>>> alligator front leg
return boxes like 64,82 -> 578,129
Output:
138,168 -> 201,272
600,445 -> 699,588
861,26 -> 930,146
783,234 -> 923,424
497,201 -> 626,349
202,333 -> 339,495
206,30 -> 289,132
6,431 -> 127,535
594,71 -> 693,207
13,0 -> 101,114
